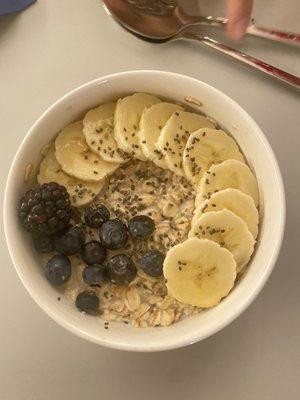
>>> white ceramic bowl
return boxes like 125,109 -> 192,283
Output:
4,71 -> 285,352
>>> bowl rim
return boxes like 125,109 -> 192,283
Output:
4,70 -> 286,352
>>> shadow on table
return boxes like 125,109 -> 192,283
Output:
0,13 -> 20,39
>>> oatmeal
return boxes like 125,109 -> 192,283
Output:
64,160 -> 199,327
101,161 -> 195,251
18,92 -> 260,329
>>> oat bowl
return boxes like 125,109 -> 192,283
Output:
4,71 -> 285,351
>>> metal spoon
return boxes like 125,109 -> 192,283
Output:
103,0 -> 300,44
103,0 -> 300,89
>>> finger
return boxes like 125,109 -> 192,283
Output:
227,0 -> 254,40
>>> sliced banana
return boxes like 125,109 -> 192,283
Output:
163,238 -> 236,308
192,189 -> 259,238
139,102 -> 184,169
114,93 -> 161,160
189,209 -> 255,272
37,146 -> 104,207
55,121 -> 119,182
83,102 -> 128,163
156,110 -> 215,177
183,128 -> 245,187
196,159 -> 259,207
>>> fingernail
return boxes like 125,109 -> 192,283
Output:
230,18 -> 249,40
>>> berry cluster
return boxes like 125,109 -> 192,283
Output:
19,185 -> 165,315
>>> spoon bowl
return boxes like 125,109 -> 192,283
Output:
103,0 -> 188,39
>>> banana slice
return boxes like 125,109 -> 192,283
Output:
83,102 -> 128,163
196,159 -> 259,207
55,121 -> 119,182
114,93 -> 161,160
192,189 -> 259,239
163,238 -> 236,308
183,128 -> 245,187
156,111 -> 215,177
37,146 -> 104,207
189,209 -> 255,272
139,102 -> 184,169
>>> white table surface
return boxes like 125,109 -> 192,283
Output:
0,1 -> 300,399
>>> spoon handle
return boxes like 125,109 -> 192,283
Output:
187,16 -> 300,45
178,31 -> 300,90
246,22 -> 300,45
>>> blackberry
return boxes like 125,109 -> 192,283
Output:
18,182 -> 71,236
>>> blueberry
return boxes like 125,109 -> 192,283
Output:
75,290 -> 99,314
54,226 -> 85,255
81,241 -> 107,265
82,264 -> 107,286
107,254 -> 137,285
45,255 -> 71,285
128,215 -> 155,240
84,204 -> 110,228
34,235 -> 53,253
100,219 -> 128,250
140,250 -> 165,277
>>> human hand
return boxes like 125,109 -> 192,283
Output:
227,0 -> 254,40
